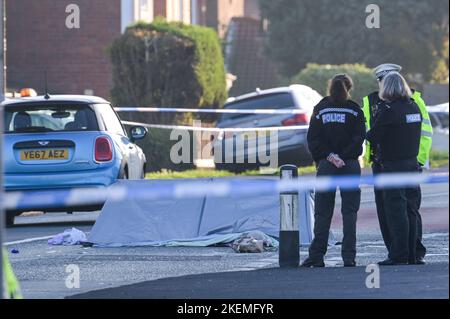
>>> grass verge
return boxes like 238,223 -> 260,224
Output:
146,165 -> 317,179
146,150 -> 448,179
430,150 -> 449,169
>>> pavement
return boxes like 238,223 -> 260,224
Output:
4,177 -> 449,299
69,264 -> 449,299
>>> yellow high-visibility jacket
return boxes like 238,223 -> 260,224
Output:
2,249 -> 22,299
363,91 -> 433,166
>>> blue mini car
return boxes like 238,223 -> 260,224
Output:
2,95 -> 148,226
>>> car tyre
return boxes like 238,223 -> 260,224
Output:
119,166 -> 129,180
6,213 -> 16,227
140,165 -> 146,179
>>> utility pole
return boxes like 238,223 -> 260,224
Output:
0,0 -> 5,300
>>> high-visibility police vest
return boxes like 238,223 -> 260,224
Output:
363,90 -> 433,166
2,249 -> 22,299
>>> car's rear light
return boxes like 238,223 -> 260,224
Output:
95,137 -> 113,162
281,113 -> 310,126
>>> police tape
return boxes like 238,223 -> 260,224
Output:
115,107 -> 308,115
2,172 -> 448,211
121,120 -> 309,132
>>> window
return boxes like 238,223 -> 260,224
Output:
138,0 -> 153,21
121,0 -> 154,32
220,93 -> 295,122
4,104 -> 98,133
97,104 -> 126,136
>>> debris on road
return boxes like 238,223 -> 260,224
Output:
48,228 -> 87,246
232,231 -> 278,253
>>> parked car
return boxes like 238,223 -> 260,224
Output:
2,95 -> 148,226
213,85 -> 323,172
428,103 -> 449,133
427,102 -> 449,152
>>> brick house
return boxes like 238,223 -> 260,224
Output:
225,17 -> 279,96
6,0 -> 192,99
6,0 -> 271,99
192,0 -> 259,38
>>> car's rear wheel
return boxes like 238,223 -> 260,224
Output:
215,163 -> 250,174
6,213 -> 16,227
119,165 -> 129,179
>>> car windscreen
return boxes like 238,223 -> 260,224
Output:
219,93 -> 296,122
436,112 -> 449,128
4,104 -> 99,133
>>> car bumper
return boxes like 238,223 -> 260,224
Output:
4,166 -> 120,191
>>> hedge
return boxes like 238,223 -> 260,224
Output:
109,19 -> 227,171
110,19 -> 227,111
291,64 -> 379,104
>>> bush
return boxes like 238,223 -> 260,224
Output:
110,19 -> 227,111
291,63 -> 379,104
110,19 -> 227,172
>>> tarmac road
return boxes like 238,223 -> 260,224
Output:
70,264 -> 449,299
4,178 -> 449,299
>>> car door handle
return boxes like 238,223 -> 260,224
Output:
253,120 -> 259,125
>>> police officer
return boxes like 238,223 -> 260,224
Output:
362,64 -> 432,265
367,72 -> 422,265
302,74 -> 366,267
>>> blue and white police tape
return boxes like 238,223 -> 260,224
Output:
2,172 -> 448,211
121,120 -> 309,132
115,107 -> 308,115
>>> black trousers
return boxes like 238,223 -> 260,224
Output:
372,162 -> 426,261
308,159 -> 361,262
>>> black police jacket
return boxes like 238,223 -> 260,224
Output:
307,97 -> 366,162
366,98 -> 421,162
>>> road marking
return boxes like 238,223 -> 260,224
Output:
423,233 -> 448,239
360,191 -> 449,204
5,235 -> 54,246
425,253 -> 449,257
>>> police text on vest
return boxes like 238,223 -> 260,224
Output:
322,113 -> 346,124
406,114 -> 421,123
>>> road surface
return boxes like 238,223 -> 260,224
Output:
4,180 -> 449,299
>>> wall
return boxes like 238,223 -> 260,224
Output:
6,0 -> 121,99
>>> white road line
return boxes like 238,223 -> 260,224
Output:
424,253 -> 449,257
5,235 -> 54,246
225,268 -> 256,272
423,232 -> 449,239
360,191 -> 449,204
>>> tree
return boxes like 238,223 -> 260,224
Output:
292,64 -> 378,103
110,19 -> 227,110
109,20 -> 227,172
260,0 -> 449,83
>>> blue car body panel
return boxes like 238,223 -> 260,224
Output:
2,95 -> 147,215
4,131 -> 122,190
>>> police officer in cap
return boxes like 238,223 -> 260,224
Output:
366,72 -> 423,265
362,64 -> 432,265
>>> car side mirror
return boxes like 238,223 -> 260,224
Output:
130,126 -> 148,142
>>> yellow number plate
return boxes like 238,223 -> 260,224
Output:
20,149 -> 69,161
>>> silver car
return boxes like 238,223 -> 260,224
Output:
213,85 -> 323,172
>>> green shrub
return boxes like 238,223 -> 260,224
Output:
291,63 -> 379,104
110,19 -> 227,171
119,112 -> 195,172
110,19 -> 227,111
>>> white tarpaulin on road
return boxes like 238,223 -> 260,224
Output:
88,179 -> 317,247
